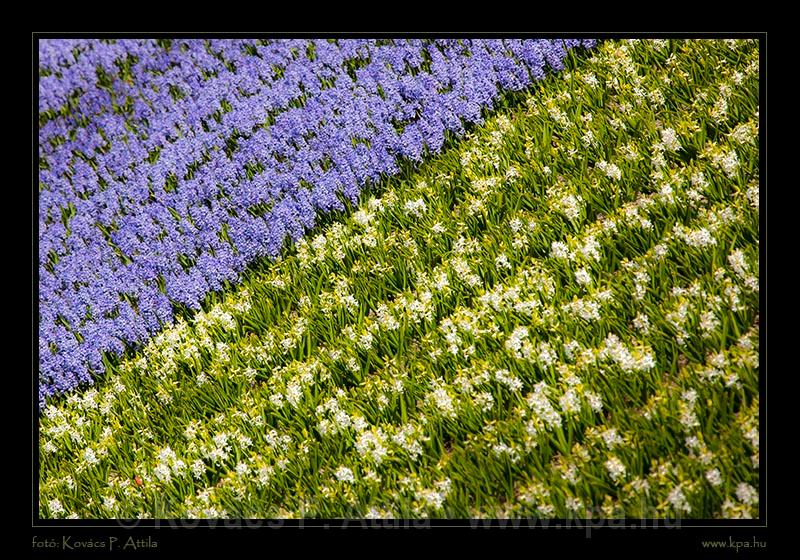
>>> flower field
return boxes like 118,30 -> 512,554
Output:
39,38 -> 590,406
38,38 -> 760,520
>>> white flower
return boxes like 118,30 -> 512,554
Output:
191,460 -> 205,479
605,157 -> 627,179
730,122 -> 756,145
358,331 -> 374,350
699,310 -> 720,337
667,485 -> 692,513
355,428 -> 389,464
597,160 -> 622,180
628,478 -> 650,497
580,236 -> 601,262
742,425 -> 759,450
679,407 -> 700,430
633,313 -> 650,334
404,198 -> 427,218
335,466 -> 355,484
585,391 -> 603,413
537,342 -> 558,367
285,381 -> 303,407
353,209 -> 374,227
559,389 -> 581,415
526,384 -> 562,431
574,268 -> 591,286
48,498 -> 65,516
269,392 -> 285,409
81,389 -> 99,410
432,271 -> 449,291
491,441 -> 513,457
83,447 -> 99,466
736,483 -> 758,506
550,241 -> 570,260
308,234 -> 328,260
183,422 -> 199,440
565,497 -> 584,513
495,254 -> 512,270
560,194 -> 585,221
330,408 -> 351,432
429,387 -> 456,418
417,479 -> 452,510
600,334 -> 656,373
256,466 -> 273,487
621,142 -> 640,161
392,425 -> 426,460
705,468 -> 723,487
660,128 -> 682,152
157,446 -> 177,464
495,369 -> 523,392
505,326 -> 529,355
317,418 -> 331,436
633,270 -> 649,300
682,390 -> 698,405
727,249 -> 750,279
684,227 -> 717,248
746,183 -> 759,210
717,151 -> 740,178
605,456 -> 627,482
562,298 -> 602,322
172,459 -> 186,476
659,183 -> 675,202
601,428 -> 624,449
103,496 -> 117,510
653,243 -> 668,259
563,340 -> 581,361
153,462 -> 171,483
474,391 -> 494,413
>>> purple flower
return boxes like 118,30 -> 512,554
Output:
37,38 -> 595,407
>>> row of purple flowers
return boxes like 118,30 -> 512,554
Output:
38,38 -> 595,407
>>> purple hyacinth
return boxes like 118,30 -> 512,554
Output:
38,38 -> 596,408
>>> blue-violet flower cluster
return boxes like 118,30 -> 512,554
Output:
38,38 -> 595,406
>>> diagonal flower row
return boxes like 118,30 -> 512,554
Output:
38,38 -> 595,406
